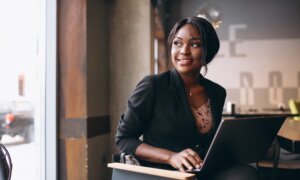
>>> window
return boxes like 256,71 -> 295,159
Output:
0,0 -> 56,179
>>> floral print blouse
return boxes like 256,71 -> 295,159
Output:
191,99 -> 213,134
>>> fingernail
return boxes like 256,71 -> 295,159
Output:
189,166 -> 193,170
196,165 -> 200,169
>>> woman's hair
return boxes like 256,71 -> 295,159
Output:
167,16 -> 220,74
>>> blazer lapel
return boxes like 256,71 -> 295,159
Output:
204,80 -> 220,134
169,69 -> 199,140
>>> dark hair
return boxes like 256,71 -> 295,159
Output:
167,16 -> 220,74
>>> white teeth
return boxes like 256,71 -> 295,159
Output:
178,59 -> 192,65
178,59 -> 191,61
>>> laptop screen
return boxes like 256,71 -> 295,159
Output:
200,116 -> 286,172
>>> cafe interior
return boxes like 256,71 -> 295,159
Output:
1,0 -> 299,180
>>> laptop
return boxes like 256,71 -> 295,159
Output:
187,116 -> 286,173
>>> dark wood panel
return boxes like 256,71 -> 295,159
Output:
61,116 -> 110,139
87,116 -> 110,138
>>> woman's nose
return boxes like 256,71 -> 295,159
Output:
180,44 -> 191,54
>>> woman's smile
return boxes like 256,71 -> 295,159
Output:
177,58 -> 193,66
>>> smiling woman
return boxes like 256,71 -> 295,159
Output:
115,16 -> 260,180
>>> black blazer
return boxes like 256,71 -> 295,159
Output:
116,69 -> 226,168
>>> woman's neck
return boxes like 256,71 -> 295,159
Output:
179,72 -> 199,89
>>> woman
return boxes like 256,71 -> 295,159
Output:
116,17 -> 259,180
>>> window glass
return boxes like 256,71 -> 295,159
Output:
0,0 -> 45,179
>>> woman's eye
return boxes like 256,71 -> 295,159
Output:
191,42 -> 202,48
173,41 -> 182,47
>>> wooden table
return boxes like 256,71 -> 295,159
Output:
277,118 -> 300,153
107,163 -> 195,180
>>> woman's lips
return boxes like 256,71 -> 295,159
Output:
177,59 -> 192,66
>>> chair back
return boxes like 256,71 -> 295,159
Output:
289,99 -> 300,120
0,143 -> 12,180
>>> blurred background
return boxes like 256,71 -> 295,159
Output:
0,0 -> 299,180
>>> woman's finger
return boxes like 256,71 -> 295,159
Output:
181,158 -> 193,171
184,153 -> 199,168
184,149 -> 202,167
177,164 -> 186,172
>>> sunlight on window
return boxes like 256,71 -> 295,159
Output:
0,0 -> 38,100
0,0 -> 45,180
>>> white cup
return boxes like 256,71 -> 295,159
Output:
226,101 -> 236,114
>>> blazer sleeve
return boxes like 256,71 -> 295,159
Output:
115,76 -> 155,155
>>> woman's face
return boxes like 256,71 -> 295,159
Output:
171,24 -> 203,75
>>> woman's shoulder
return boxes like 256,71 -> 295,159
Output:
203,78 -> 226,94
134,71 -> 172,92
146,70 -> 171,79
142,70 -> 172,84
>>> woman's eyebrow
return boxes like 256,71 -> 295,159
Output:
174,37 -> 202,41
190,37 -> 202,41
174,37 -> 183,40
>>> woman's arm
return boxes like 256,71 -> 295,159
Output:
115,76 -> 155,154
136,143 -> 202,172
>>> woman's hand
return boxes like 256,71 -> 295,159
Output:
168,148 -> 202,172
135,144 -> 202,172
